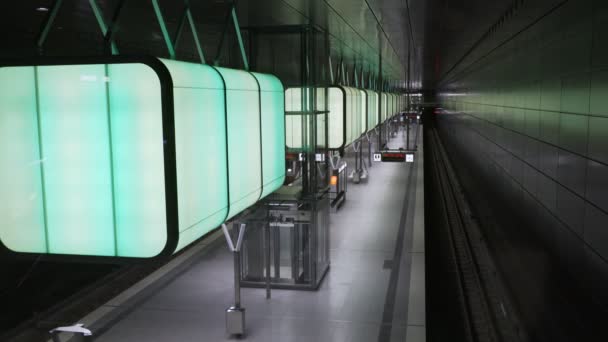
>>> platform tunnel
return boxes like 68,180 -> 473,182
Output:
0,1 -> 607,342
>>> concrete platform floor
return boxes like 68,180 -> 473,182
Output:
62,126 -> 425,342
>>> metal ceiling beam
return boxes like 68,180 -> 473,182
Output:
103,0 -> 126,55
214,3 -> 249,70
89,0 -> 119,54
151,0 -> 176,59
186,7 -> 206,64
173,0 -> 206,64
36,0 -> 63,54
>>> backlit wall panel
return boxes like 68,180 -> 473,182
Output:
359,89 -> 367,133
161,60 -> 228,253
253,72 -> 286,198
284,87 -> 327,150
215,67 -> 262,220
286,86 -> 368,150
365,90 -> 378,129
106,63 -> 167,258
0,67 -> 46,253
0,57 -> 286,259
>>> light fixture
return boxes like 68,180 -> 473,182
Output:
36,7 -> 49,12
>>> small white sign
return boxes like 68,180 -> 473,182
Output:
298,153 -> 304,161
406,154 -> 414,163
373,153 -> 382,162
315,153 -> 325,162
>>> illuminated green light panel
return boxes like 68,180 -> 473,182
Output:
285,87 -> 395,150
0,58 -> 285,258
284,87 -> 327,150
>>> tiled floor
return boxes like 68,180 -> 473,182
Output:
87,127 -> 425,342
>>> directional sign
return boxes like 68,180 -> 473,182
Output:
373,153 -> 382,162
381,151 -> 406,162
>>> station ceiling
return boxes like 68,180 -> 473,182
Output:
0,0 -> 519,91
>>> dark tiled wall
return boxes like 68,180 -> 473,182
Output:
438,0 -> 608,325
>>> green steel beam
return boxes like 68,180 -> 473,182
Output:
214,4 -> 233,66
172,1 -> 206,64
186,9 -> 206,64
37,0 -> 64,54
328,56 -> 335,84
151,0 -> 176,59
231,6 -> 249,70
103,0 -> 126,54
172,6 -> 188,51
88,0 -> 119,54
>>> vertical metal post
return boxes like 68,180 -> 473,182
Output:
233,250 -> 241,307
406,117 -> 410,150
377,26 -> 383,149
328,55 -> 335,84
407,40 -> 411,112
265,222 -> 271,299
223,223 -> 246,336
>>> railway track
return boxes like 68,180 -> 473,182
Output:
426,125 -> 526,342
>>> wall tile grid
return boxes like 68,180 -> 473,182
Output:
439,0 -> 608,309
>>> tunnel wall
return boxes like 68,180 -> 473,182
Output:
437,0 -> 608,338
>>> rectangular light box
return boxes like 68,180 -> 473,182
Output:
286,86 -> 367,151
0,56 -> 285,259
284,87 -> 327,150
365,90 -> 379,129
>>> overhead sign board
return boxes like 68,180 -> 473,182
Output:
381,150 -> 406,162
373,150 -> 416,163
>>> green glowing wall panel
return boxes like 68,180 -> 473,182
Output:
328,87 -> 344,149
284,87 -> 326,150
0,58 -> 286,259
359,89 -> 367,133
0,62 -> 166,257
107,63 -> 167,257
160,60 -> 228,252
38,65 -> 115,256
215,67 -> 262,220
381,93 -> 388,122
284,87 -> 304,148
345,88 -> 355,144
366,90 -> 378,129
286,86 -> 366,150
0,67 -> 46,253
252,72 -> 286,198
